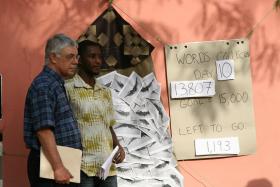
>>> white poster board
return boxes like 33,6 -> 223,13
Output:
165,39 -> 256,160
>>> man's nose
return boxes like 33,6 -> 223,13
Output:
96,57 -> 102,65
73,57 -> 79,64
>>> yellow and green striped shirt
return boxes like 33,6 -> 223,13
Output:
65,74 -> 116,176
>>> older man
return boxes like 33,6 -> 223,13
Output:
24,33 -> 82,187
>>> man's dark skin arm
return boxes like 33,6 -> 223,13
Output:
37,128 -> 73,184
110,127 -> 125,163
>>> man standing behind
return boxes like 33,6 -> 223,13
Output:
65,40 -> 125,187
24,34 -> 82,187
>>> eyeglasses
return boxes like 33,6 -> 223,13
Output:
57,53 -> 80,62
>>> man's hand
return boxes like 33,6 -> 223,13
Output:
113,145 -> 125,164
110,127 -> 125,164
37,129 -> 73,184
54,166 -> 73,184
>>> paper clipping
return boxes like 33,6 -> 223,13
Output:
97,71 -> 184,187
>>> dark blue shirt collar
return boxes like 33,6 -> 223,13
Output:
43,65 -> 65,85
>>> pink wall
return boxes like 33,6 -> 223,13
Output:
0,0 -> 279,186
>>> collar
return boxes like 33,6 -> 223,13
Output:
73,74 -> 103,91
43,66 -> 64,85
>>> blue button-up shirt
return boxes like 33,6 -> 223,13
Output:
24,66 -> 81,151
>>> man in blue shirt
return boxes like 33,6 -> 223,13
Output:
24,33 -> 82,187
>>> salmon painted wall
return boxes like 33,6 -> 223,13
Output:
0,0 -> 279,186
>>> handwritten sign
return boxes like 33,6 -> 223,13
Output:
170,80 -> 215,98
165,39 -> 256,160
195,137 -> 240,155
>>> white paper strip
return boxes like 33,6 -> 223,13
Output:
170,79 -> 215,99
195,137 -> 240,155
216,59 -> 235,80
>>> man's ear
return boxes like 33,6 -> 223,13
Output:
49,53 -> 57,64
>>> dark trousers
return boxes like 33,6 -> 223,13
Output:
27,149 -> 79,187
80,171 -> 117,187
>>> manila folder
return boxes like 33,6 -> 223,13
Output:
40,145 -> 82,183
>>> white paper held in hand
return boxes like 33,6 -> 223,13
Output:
40,145 -> 82,183
98,146 -> 119,180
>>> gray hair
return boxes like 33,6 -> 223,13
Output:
44,33 -> 78,65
